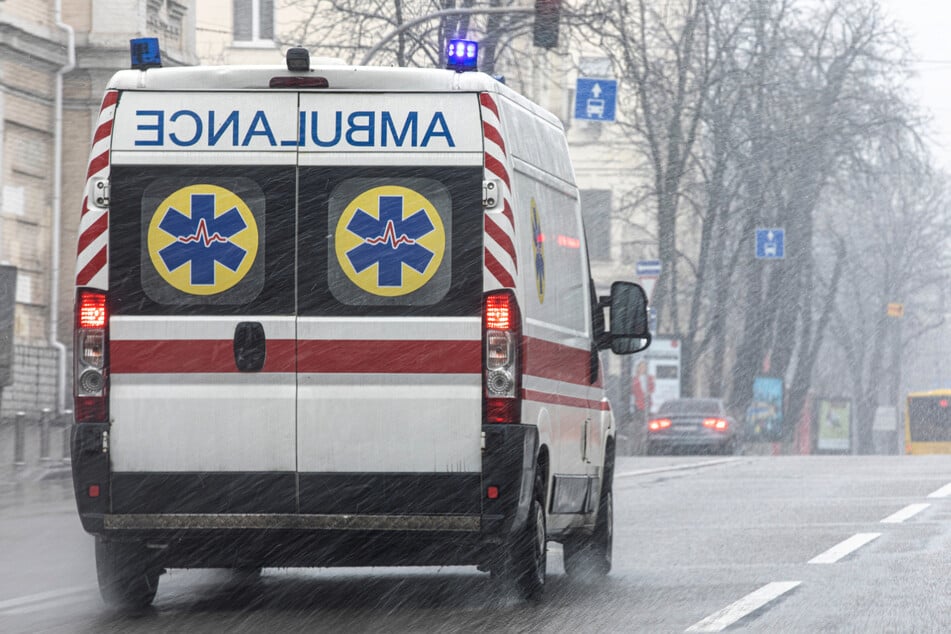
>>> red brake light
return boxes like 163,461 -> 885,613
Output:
75,290 -> 109,423
269,76 -> 329,88
940,399 -> 949,408
483,290 -> 520,424
648,418 -> 671,431
703,418 -> 729,431
485,293 -> 514,331
78,291 -> 107,329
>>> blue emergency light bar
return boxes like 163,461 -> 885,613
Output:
130,37 -> 162,70
446,39 -> 478,72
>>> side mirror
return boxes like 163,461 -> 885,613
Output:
599,281 -> 650,354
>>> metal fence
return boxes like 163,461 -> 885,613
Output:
6,408 -> 73,468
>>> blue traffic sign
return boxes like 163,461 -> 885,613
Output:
636,259 -> 662,276
755,228 -> 785,259
574,78 -> 617,122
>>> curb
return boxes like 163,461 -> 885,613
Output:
8,464 -> 72,482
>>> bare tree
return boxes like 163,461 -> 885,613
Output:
725,0 -> 915,434
591,0 -> 715,341
280,0 -> 534,70
824,140 -> 950,452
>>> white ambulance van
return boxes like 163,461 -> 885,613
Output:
71,42 -> 650,607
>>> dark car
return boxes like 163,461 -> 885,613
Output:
646,398 -> 738,455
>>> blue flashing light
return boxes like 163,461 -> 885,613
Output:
130,38 -> 162,70
446,39 -> 478,72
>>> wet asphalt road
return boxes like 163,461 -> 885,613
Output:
3,455 -> 951,633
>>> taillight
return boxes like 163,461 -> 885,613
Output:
484,290 -> 521,424
703,418 -> 729,431
269,76 -> 329,88
75,290 -> 108,422
648,418 -> 671,431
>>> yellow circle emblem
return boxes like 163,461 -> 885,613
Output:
335,185 -> 445,297
147,184 -> 259,295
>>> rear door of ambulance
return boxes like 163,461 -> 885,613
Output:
295,92 -> 485,527
106,92 -> 298,515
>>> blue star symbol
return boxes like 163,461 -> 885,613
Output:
157,193 -> 248,285
345,195 -> 435,287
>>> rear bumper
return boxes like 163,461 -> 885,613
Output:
72,422 -> 539,566
647,431 -> 733,449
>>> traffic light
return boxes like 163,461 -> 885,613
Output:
533,0 -> 561,49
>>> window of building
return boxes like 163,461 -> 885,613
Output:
233,0 -> 274,44
581,189 -> 612,261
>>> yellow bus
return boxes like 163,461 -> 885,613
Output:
905,389 -> 951,454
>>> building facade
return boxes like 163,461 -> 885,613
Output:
0,0 -> 198,418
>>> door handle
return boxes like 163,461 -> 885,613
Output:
233,322 -> 266,372
582,419 -> 589,462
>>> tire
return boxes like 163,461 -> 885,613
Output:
563,462 -> 613,578
95,538 -> 160,610
508,474 -> 547,601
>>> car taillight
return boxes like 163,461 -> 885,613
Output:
75,290 -> 108,422
484,290 -> 521,424
648,418 -> 671,431
703,418 -> 729,431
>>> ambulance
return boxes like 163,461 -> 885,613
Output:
70,40 -> 650,607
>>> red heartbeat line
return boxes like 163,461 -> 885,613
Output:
364,220 -> 416,248
176,218 -> 230,247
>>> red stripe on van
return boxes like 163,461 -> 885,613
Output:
484,153 -> 511,189
485,215 -> 518,268
479,92 -> 500,118
483,121 -> 506,156
75,246 -> 108,286
111,339 -> 296,373
500,198 -> 515,231
92,118 -> 113,145
297,339 -> 480,373
523,389 -> 610,411
85,151 -> 110,183
77,213 -> 108,255
100,89 -> 119,111
484,248 -> 516,288
523,336 -> 603,388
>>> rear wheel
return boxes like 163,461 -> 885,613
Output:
95,538 -> 160,610
507,473 -> 547,601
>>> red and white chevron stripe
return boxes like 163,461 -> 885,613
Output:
75,90 -> 118,290
479,93 -> 518,291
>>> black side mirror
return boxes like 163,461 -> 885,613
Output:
599,281 -> 650,354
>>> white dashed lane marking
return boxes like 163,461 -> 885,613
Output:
927,482 -> 951,498
808,532 -> 880,564
881,503 -> 930,524
685,581 -> 801,633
